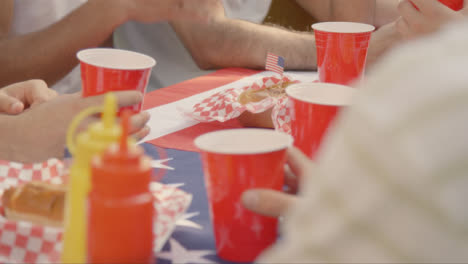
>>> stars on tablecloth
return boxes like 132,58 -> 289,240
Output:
158,238 -> 216,264
251,216 -> 263,239
176,212 -> 202,230
167,183 -> 185,188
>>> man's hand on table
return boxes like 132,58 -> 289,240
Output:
0,80 -> 58,114
241,147 -> 314,217
397,0 -> 468,38
1,83 -> 150,163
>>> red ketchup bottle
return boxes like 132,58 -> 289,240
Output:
87,111 -> 154,264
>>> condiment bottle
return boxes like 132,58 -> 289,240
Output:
62,93 -> 121,263
87,111 -> 154,263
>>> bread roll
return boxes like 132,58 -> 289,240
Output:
237,82 -> 294,128
238,82 -> 293,106
2,181 -> 65,227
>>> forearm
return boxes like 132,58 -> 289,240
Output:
172,18 -> 316,70
0,0 -> 127,88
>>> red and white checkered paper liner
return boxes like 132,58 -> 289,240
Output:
187,75 -> 299,133
0,159 -> 191,263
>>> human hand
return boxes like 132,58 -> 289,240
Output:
115,0 -> 218,23
241,147 -> 314,217
8,91 -> 150,163
396,0 -> 468,38
0,80 -> 58,115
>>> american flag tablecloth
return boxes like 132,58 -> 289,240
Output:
141,68 -> 318,152
143,144 -> 222,264
0,158 -> 192,263
0,68 -> 317,264
0,148 -> 246,264
139,68 -> 317,263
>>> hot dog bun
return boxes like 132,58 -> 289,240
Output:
237,82 -> 294,128
238,81 -> 293,105
2,181 -> 65,227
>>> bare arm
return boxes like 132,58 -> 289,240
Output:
0,0 -> 130,88
0,0 -> 214,88
0,89 -> 147,163
170,2 -> 316,71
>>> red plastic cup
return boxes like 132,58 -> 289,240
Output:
313,22 -> 375,85
411,0 -> 464,11
194,129 -> 293,262
439,0 -> 464,10
77,48 -> 156,113
286,82 -> 355,159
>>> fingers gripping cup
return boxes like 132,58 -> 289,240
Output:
313,22 -> 375,85
286,83 -> 355,159
77,48 -> 156,113
195,129 -> 293,262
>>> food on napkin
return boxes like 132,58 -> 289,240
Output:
188,75 -> 298,132
237,81 -> 295,128
238,81 -> 295,105
0,158 -> 192,264
2,181 -> 65,227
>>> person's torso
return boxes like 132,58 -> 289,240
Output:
263,0 -> 317,31
11,0 -> 86,94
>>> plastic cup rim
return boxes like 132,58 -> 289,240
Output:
77,48 -> 156,70
194,128 -> 293,155
312,21 -> 375,34
286,82 -> 355,107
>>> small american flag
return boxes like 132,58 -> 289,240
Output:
265,53 -> 285,76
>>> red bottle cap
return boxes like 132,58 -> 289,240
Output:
91,111 -> 151,197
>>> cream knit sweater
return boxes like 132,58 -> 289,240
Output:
260,20 -> 468,263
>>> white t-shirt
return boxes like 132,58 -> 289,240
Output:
114,0 -> 272,91
11,0 -> 86,94
260,20 -> 468,263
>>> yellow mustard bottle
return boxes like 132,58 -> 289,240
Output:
61,93 -> 121,263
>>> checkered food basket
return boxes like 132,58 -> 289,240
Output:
0,159 -> 191,263
187,75 -> 299,133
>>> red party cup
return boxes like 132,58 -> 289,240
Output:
286,82 -> 355,159
313,22 -> 375,85
77,48 -> 156,113
439,0 -> 464,10
411,0 -> 464,10
194,129 -> 293,262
